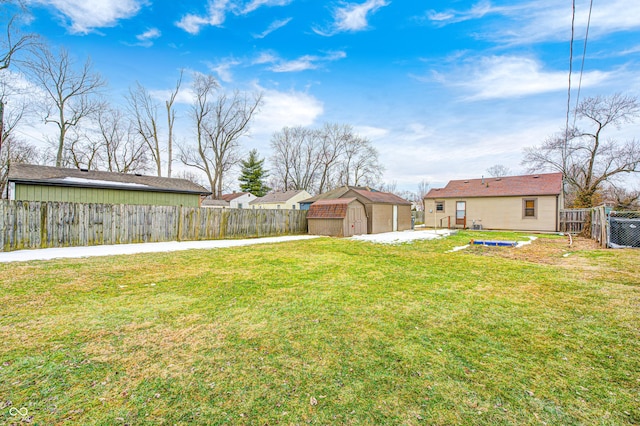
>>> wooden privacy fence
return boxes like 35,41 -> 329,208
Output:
0,200 -> 308,252
559,208 -> 590,234
590,206 -> 608,247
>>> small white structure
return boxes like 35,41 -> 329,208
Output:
221,192 -> 256,209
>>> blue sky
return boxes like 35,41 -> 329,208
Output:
16,0 -> 640,190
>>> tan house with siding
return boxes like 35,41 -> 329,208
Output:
423,173 -> 564,232
249,190 -> 311,210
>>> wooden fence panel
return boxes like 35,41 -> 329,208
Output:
591,206 -> 608,248
559,209 -> 590,234
0,200 -> 308,252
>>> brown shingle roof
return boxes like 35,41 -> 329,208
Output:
301,186 -> 370,203
307,198 -> 358,219
250,190 -> 306,204
349,189 -> 412,205
8,164 -> 211,195
424,173 -> 563,199
221,192 -> 249,201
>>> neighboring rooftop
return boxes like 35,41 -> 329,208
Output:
250,190 -> 307,204
424,173 -> 563,199
306,198 -> 361,219
221,192 -> 251,201
301,186 -> 371,204
8,163 -> 211,195
349,188 -> 412,205
201,199 -> 230,207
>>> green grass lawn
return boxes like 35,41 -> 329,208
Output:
1,232 -> 639,425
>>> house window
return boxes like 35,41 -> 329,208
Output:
523,199 -> 537,218
435,201 -> 444,212
238,203 -> 243,209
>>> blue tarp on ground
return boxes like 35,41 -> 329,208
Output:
470,240 -> 517,247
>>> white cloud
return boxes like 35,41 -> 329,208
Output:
175,0 -> 293,34
425,0 -> 640,45
271,55 -> 318,72
149,87 -> 196,105
315,0 -> 389,36
253,52 -> 279,65
426,0 -> 495,26
376,121 -> 554,189
137,27 -> 160,41
176,0 -> 229,35
251,87 -> 324,135
429,55 -> 612,100
132,27 -> 161,47
241,0 -> 292,14
353,125 -> 389,139
255,50 -> 346,73
207,58 -> 241,83
35,0 -> 146,34
253,17 -> 292,39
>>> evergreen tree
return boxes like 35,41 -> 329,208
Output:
238,149 -> 270,196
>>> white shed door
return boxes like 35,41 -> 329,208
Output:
392,205 -> 398,232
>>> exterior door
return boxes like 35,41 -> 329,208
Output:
456,201 -> 466,227
392,205 -> 398,232
349,205 -> 366,235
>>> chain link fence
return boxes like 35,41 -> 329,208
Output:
608,211 -> 640,248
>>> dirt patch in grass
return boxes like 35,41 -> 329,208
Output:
465,235 -> 602,266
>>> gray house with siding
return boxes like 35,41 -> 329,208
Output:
8,164 -> 211,207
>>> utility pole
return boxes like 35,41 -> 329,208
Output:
0,99 -> 4,153
0,99 -> 5,199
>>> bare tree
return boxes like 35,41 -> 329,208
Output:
338,135 -> 383,187
93,107 -> 149,173
181,74 -> 262,197
524,93 -> 640,208
1,1 -> 38,71
175,169 -> 207,188
1,1 -> 39,153
27,47 -> 105,167
269,126 -> 321,192
205,89 -> 262,197
270,123 -> 383,194
486,164 -> 511,177
412,179 -> 430,210
180,73 -> 218,192
166,70 -> 183,177
64,127 -> 101,170
0,74 -> 27,150
316,123 -> 350,193
1,135 -> 38,198
127,82 -> 162,176
603,185 -> 640,210
128,72 -> 185,177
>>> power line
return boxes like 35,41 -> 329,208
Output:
565,0 -> 576,139
573,0 -> 594,128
